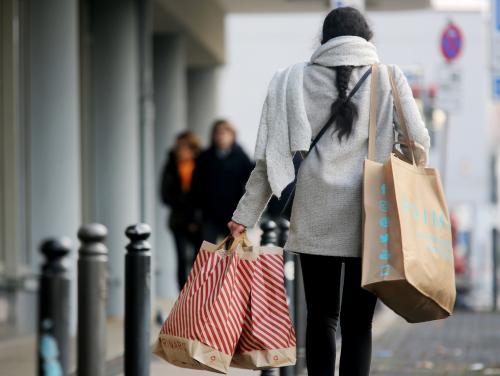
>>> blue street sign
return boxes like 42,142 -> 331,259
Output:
440,22 -> 463,62
494,76 -> 500,99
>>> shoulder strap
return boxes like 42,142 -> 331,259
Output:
367,64 -> 379,160
388,66 -> 416,164
308,66 -> 373,153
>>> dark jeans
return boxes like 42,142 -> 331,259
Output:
300,253 -> 377,376
172,229 -> 198,291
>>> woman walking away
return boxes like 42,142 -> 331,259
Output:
191,119 -> 254,244
160,131 -> 201,291
228,7 -> 430,376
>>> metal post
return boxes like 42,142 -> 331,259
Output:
278,218 -> 295,376
261,219 -> 278,246
440,111 -> 450,190
260,219 -> 278,376
136,0 -> 154,222
124,223 -> 152,376
294,256 -> 307,376
38,237 -> 72,376
277,218 -> 294,321
493,228 -> 498,311
77,224 -> 108,376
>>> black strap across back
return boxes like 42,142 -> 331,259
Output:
277,65 -> 373,220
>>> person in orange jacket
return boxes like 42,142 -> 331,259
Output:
160,131 -> 201,290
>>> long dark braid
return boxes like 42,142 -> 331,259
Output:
330,66 -> 357,141
321,7 -> 373,142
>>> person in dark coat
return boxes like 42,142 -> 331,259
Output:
160,131 -> 201,290
191,119 -> 254,244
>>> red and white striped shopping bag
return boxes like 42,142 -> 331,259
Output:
153,237 -> 254,373
231,248 -> 296,369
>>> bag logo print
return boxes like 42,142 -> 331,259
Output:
379,217 -> 389,228
402,198 -> 453,262
378,184 -> 391,277
402,198 -> 448,228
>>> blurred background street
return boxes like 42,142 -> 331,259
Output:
1,0 -> 500,375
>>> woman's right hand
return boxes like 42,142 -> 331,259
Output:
228,220 -> 246,238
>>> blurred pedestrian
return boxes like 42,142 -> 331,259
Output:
191,119 -> 253,243
228,7 -> 430,376
160,131 -> 201,291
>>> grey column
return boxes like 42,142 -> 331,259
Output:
29,0 -> 80,330
90,0 -> 140,316
153,34 -> 188,298
187,67 -> 219,144
136,0 -> 156,306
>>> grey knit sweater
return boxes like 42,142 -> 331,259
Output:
232,39 -> 430,257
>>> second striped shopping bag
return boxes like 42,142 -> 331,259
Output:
231,249 -> 296,369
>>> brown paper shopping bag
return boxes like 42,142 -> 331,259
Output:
362,64 -> 456,323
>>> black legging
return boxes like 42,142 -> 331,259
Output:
300,253 -> 377,376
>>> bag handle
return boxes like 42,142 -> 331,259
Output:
367,64 -> 379,161
388,66 -> 417,165
367,65 -> 418,165
214,232 -> 251,251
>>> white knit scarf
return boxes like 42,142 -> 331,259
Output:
254,35 -> 380,198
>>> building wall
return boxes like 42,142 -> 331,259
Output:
0,0 -> 226,337
155,0 -> 226,65
219,12 -> 326,155
0,0 -> 35,336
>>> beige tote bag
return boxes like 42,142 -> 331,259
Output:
361,64 -> 456,323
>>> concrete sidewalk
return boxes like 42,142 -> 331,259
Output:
0,302 -> 404,376
0,297 -> 257,376
3,300 -> 499,376
146,359 -> 259,376
145,303 -> 397,376
370,310 -> 500,375
0,318 -> 258,376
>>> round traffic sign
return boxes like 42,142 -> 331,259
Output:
440,22 -> 463,62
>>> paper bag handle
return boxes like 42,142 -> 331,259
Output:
367,65 -> 418,166
388,66 -> 417,166
214,232 -> 252,251
367,64 -> 379,161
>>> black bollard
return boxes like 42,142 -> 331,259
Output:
277,218 -> 295,376
493,228 -> 498,311
277,218 -> 289,248
124,223 -> 152,376
294,259 -> 308,376
260,220 -> 278,376
38,237 -> 71,376
277,219 -> 294,322
260,219 -> 278,246
77,224 -> 108,376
